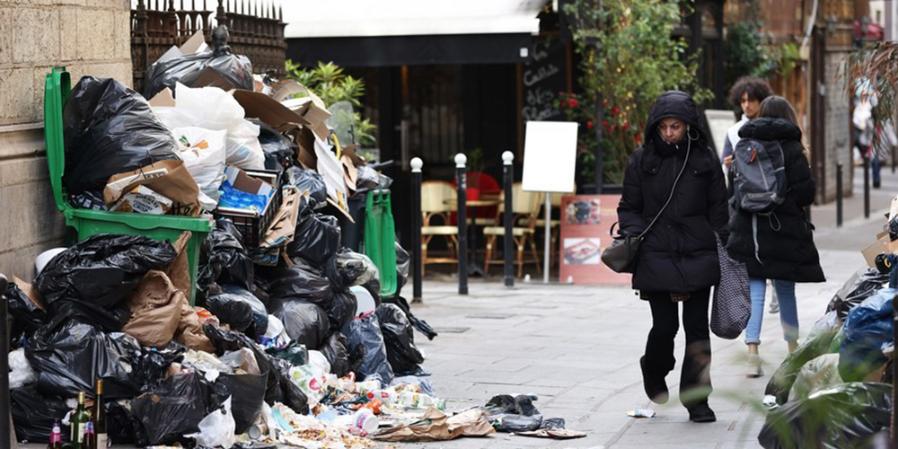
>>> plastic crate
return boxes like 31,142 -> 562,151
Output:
212,169 -> 283,249
44,67 -> 213,304
364,190 -> 398,297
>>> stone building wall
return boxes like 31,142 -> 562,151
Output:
0,0 -> 132,280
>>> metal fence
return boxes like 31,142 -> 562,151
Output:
131,0 -> 286,94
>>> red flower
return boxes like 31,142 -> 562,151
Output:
611,106 -> 620,116
586,120 -> 594,129
567,98 -> 579,109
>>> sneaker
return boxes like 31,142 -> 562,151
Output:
768,295 -> 779,314
688,403 -> 717,423
639,356 -> 669,404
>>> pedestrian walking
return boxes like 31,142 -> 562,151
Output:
726,96 -> 825,378
721,77 -> 774,168
618,91 -> 729,423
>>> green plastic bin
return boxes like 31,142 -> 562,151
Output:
44,67 -> 212,303
364,190 -> 398,297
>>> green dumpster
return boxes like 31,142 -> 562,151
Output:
364,190 -> 398,297
44,67 -> 212,303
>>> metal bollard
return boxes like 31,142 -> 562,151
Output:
455,153 -> 468,295
0,273 -> 9,449
836,163 -> 843,228
863,156 -> 871,219
410,157 -> 424,303
502,151 -> 515,288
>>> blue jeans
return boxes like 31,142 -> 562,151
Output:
744,278 -> 799,345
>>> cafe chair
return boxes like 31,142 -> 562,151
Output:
420,181 -> 459,276
482,184 -> 544,278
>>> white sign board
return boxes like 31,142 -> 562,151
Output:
522,121 -> 578,193
705,109 -> 737,160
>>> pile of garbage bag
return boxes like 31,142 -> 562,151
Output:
758,205 -> 898,449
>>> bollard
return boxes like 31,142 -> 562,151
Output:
863,156 -> 871,219
0,273 -> 9,449
455,153 -> 468,295
836,163 -> 843,228
502,151 -> 515,288
410,157 -> 423,303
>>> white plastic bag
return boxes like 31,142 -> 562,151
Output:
171,126 -> 227,210
188,396 -> 236,449
9,348 -> 36,389
155,83 -> 265,170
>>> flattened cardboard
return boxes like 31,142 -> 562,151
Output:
260,188 -> 302,249
862,231 -> 898,267
12,275 -> 44,310
231,89 -> 316,167
103,160 -> 200,216
148,87 -> 176,107
179,29 -> 208,55
274,79 -> 332,141
225,166 -> 274,197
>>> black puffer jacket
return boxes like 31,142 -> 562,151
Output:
618,91 -> 730,294
726,118 -> 825,282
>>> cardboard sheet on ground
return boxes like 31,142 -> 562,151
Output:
103,160 -> 200,216
373,408 -> 494,442
522,121 -> 578,193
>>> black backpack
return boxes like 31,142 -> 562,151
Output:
732,137 -> 787,213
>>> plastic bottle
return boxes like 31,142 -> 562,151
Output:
366,388 -> 398,405
397,390 -> 446,410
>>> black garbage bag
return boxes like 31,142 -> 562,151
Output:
765,327 -> 840,405
36,234 -> 177,331
26,320 -> 144,399
266,341 -> 309,366
143,33 -> 253,99
285,166 -> 327,206
199,219 -> 254,292
264,258 -> 334,307
203,324 -> 309,415
383,295 -> 438,341
322,332 -> 351,377
826,268 -> 889,320
346,313 -> 394,383
132,372 -> 229,446
107,400 -> 142,444
63,76 -> 179,195
288,210 -> 341,266
326,249 -> 380,291
758,382 -> 892,449
11,384 -> 71,443
205,284 -> 269,339
133,341 -> 186,391
327,290 -> 358,333
255,120 -> 297,171
269,356 -> 310,414
218,369 -> 267,434
275,300 -> 330,349
376,303 -> 424,375
6,282 -> 47,346
839,289 -> 894,381
395,242 -> 410,294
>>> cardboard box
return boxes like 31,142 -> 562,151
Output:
862,231 -> 898,267
272,79 -> 332,141
103,160 -> 200,216
231,89 -> 315,169
225,166 -> 274,198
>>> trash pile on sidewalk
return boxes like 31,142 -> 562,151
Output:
758,197 -> 898,449
16,25 -> 589,448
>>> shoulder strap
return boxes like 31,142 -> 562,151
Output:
638,136 -> 693,239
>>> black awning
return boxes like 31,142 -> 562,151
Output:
287,33 -> 534,67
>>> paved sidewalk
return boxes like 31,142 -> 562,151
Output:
401,166 -> 897,449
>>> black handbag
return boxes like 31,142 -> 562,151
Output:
602,139 -> 692,273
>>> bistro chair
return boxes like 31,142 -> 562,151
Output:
420,181 -> 459,276
482,184 -> 544,278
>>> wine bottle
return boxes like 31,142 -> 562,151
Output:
94,379 -> 108,449
69,392 -> 91,449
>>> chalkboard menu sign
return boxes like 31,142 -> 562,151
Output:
522,36 -> 567,122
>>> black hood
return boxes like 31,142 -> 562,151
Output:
738,117 -> 802,141
643,90 -> 707,145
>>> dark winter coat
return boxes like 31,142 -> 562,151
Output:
617,91 -> 730,294
726,117 -> 825,282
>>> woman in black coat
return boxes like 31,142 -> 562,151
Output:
726,96 -> 825,377
617,91 -> 729,423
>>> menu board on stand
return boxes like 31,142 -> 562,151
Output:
559,194 -> 631,285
